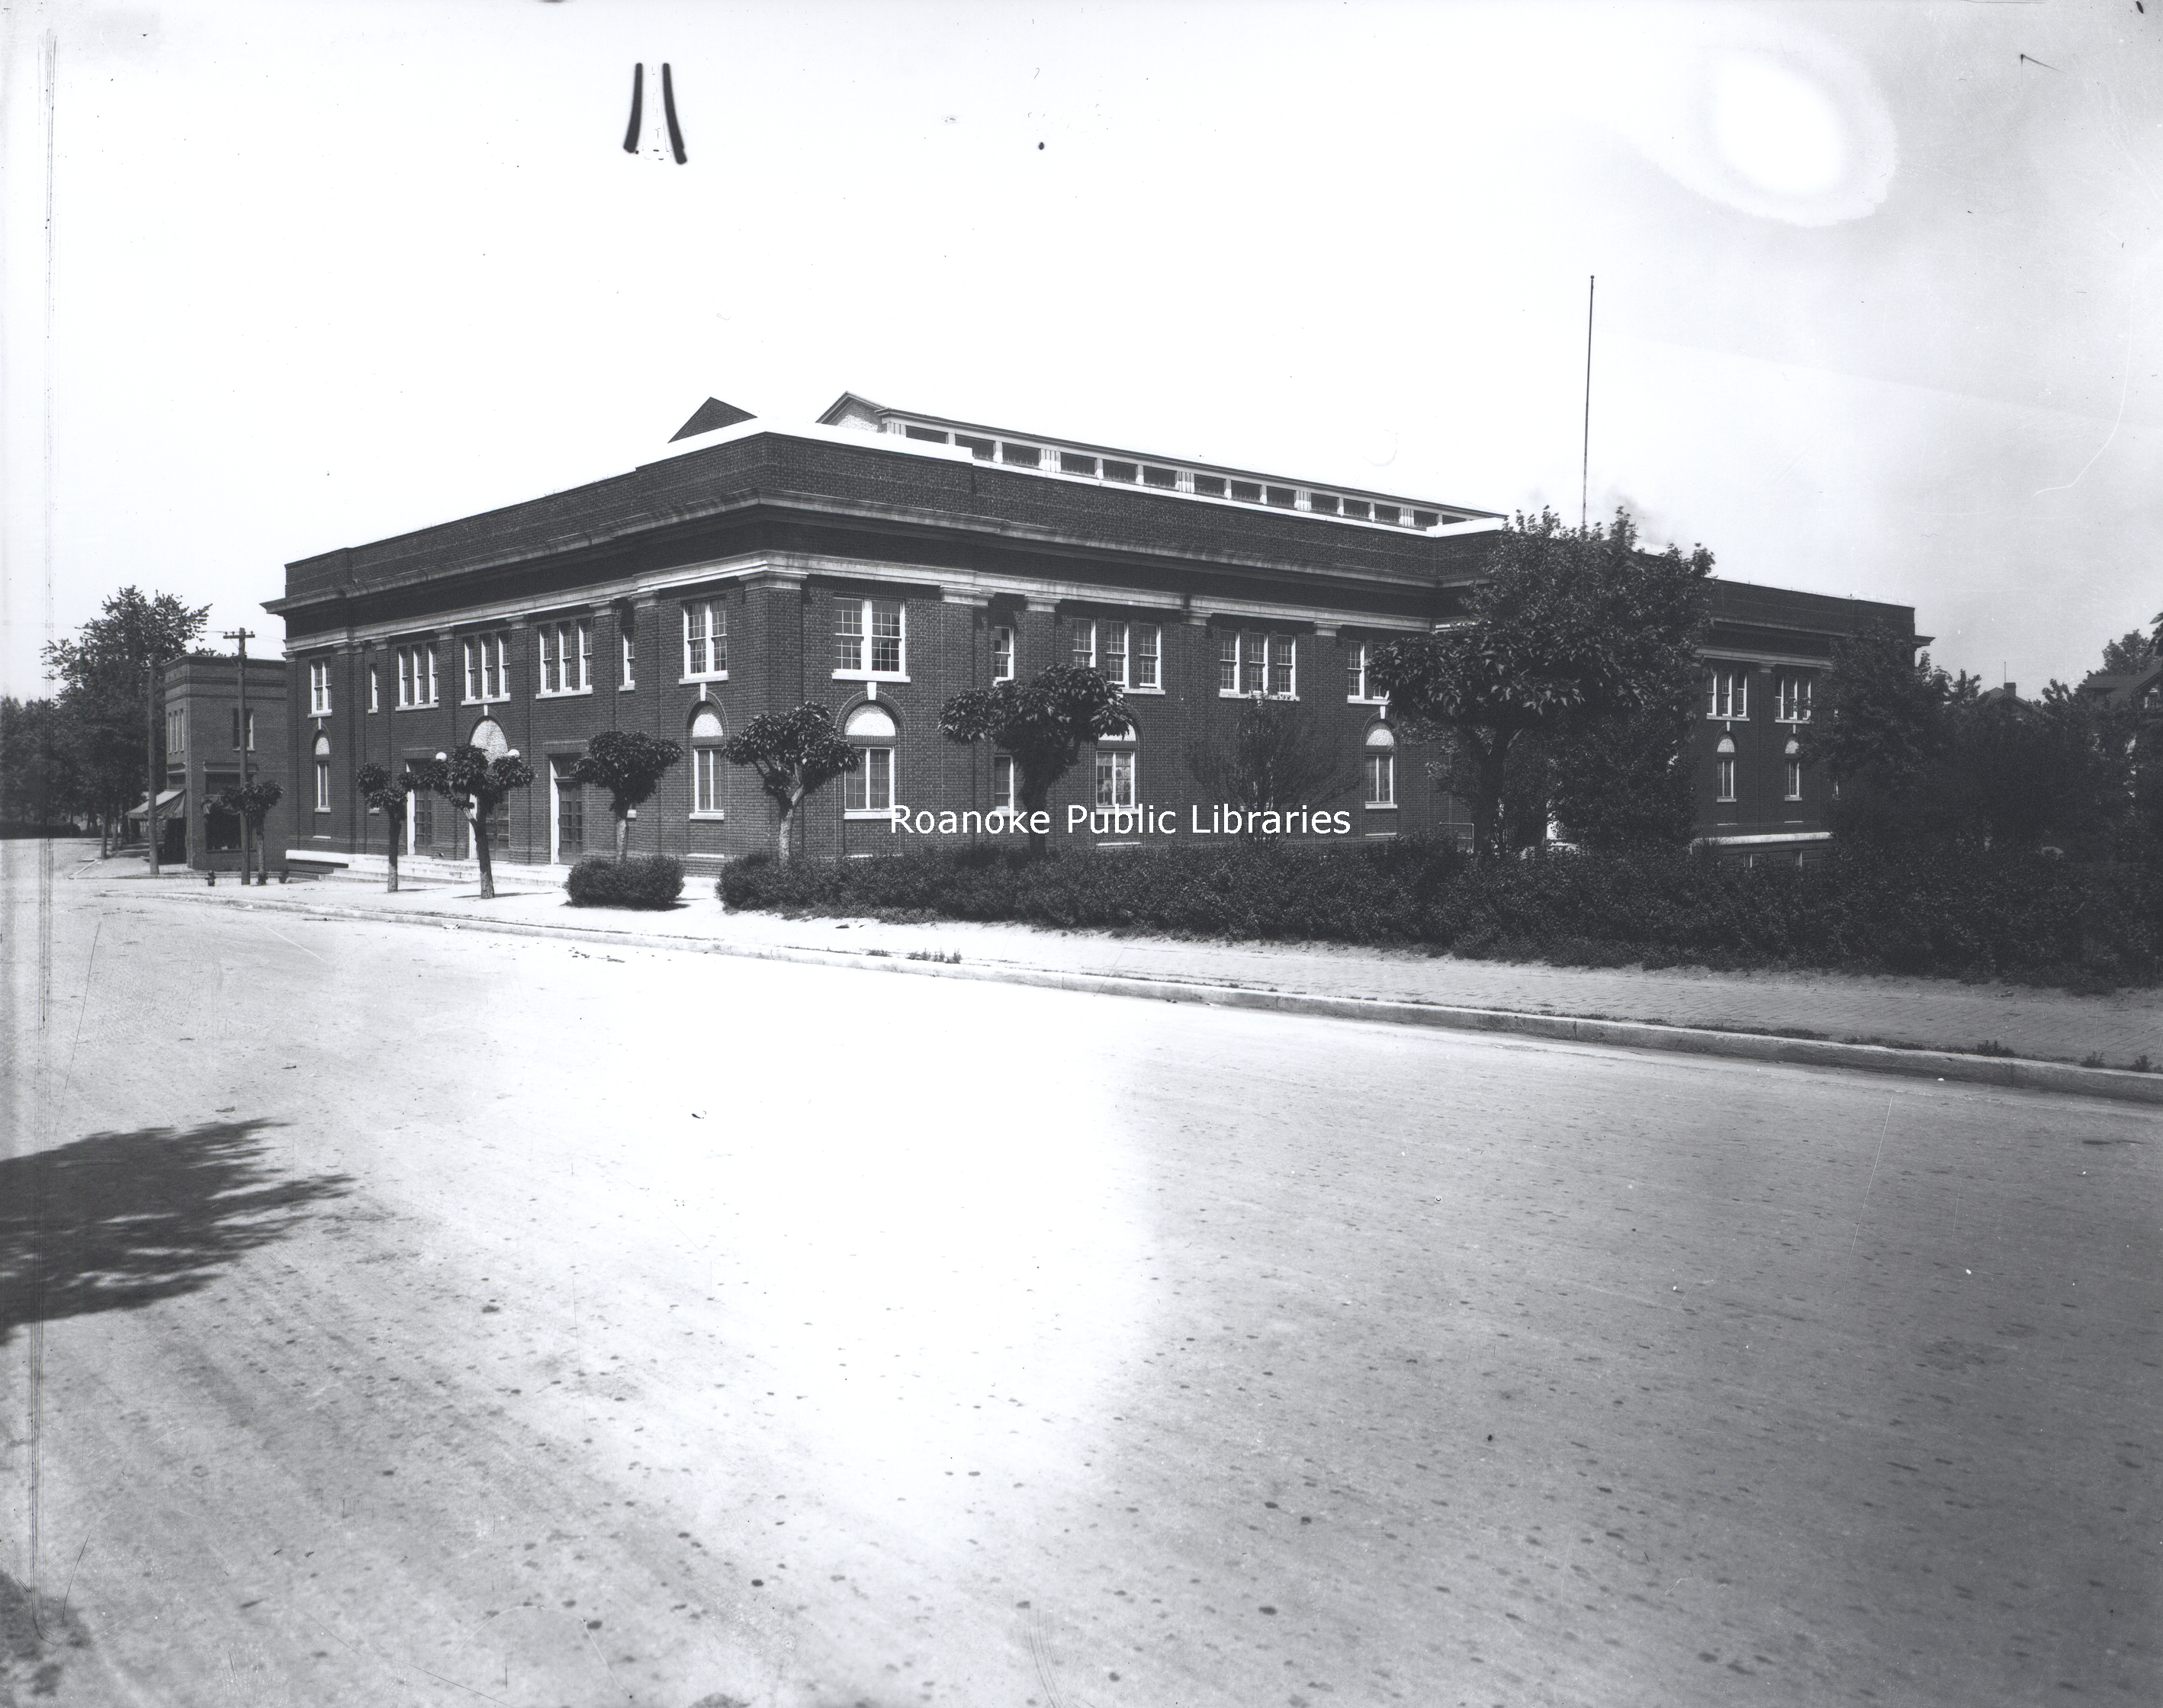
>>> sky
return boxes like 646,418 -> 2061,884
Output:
2,0 -> 2159,695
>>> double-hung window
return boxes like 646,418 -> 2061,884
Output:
230,708 -> 256,750
1775,674 -> 1811,723
309,659 -> 333,716
1094,724 -> 1136,809
992,753 -> 1017,813
1707,667 -> 1749,721
368,664 -> 381,712
1364,725 -> 1396,807
166,709 -> 185,755
834,599 -> 905,678
683,601 -> 727,680
992,624 -> 1015,682
620,626 -> 637,690
395,644 -> 437,709
842,703 -> 897,814
462,633 -> 508,705
1131,624 -> 1160,689
689,706 -> 725,817
1715,736 -> 1737,802
538,620 -> 592,695
1784,738 -> 1803,801
313,734 -> 332,812
1346,641 -> 1388,703
1219,631 -> 1297,698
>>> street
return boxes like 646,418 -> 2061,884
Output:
3,856 -> 2158,1707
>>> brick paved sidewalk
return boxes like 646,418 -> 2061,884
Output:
66,845 -> 2158,1072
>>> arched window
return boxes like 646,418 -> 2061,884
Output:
1784,737 -> 1802,802
1094,721 -> 1136,808
843,703 -> 896,816
1364,724 -> 1396,807
691,705 -> 725,817
1715,735 -> 1737,803
469,717 -> 508,759
313,732 -> 332,814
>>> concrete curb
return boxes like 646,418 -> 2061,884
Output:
136,885 -> 2163,1108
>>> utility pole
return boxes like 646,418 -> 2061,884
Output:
144,658 -> 162,874
1581,274 -> 1596,532
225,628 -> 256,883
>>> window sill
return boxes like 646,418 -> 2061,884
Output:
680,674 -> 728,686
461,696 -> 509,708
1123,684 -> 1165,695
844,808 -> 893,820
1347,695 -> 1390,707
1220,690 -> 1299,701
689,811 -> 726,822
1364,802 -> 1399,812
535,688 -> 595,699
833,673 -> 910,685
393,704 -> 438,714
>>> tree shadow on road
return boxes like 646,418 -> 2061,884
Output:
0,1119 -> 352,1344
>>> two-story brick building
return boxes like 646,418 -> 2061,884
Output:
266,394 -> 1915,872
157,653 -> 290,872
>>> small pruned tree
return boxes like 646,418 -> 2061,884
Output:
1184,693 -> 1352,834
411,746 -> 535,899
568,729 -> 683,861
722,704 -> 857,863
356,762 -> 424,891
1369,509 -> 1712,860
941,664 -> 1128,853
207,778 -> 283,884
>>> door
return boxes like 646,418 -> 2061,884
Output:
550,757 -> 584,864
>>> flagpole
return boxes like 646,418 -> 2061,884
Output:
1581,274 -> 1595,531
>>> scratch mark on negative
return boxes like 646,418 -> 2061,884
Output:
262,920 -> 328,964
1850,1097 -> 1895,1257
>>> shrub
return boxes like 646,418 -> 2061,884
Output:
567,853 -> 685,909
714,839 -> 2162,988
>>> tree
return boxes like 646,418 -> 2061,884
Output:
940,664 -> 1129,853
207,779 -> 284,883
722,704 -> 857,863
0,696 -> 83,829
1798,625 -> 1965,844
2100,630 -> 2155,676
1368,510 -> 1712,860
410,746 -> 535,900
568,730 -> 683,861
1184,693 -> 1352,834
1546,693 -> 1701,853
356,762 -> 424,891
41,587 -> 209,868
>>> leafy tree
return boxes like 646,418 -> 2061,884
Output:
1368,509 -> 1711,860
722,704 -> 857,863
568,729 -> 683,861
1184,694 -> 1352,834
1799,625 -> 1967,844
41,587 -> 209,865
1546,695 -> 1701,853
941,664 -> 1129,853
0,696 -> 83,829
2100,630 -> 2155,676
410,746 -> 535,899
356,762 -> 424,891
207,779 -> 284,883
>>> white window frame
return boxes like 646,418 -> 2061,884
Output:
1784,738 -> 1803,801
1708,667 -> 1749,721
313,734 -> 331,813
842,703 -> 898,816
394,644 -> 438,711
1071,620 -> 1096,672
166,708 -> 185,755
462,633 -> 508,705
682,601 -> 728,682
1715,736 -> 1737,802
368,664 -> 380,713
1364,727 -> 1397,808
992,753 -> 1016,812
1776,673 -> 1812,724
992,625 -> 1015,682
689,705 -> 726,819
230,708 -> 256,751
1131,624 -> 1162,692
834,598 -> 907,682
537,619 -> 593,697
620,627 -> 637,691
1218,631 -> 1298,698
1346,640 -> 1389,705
309,659 -> 332,716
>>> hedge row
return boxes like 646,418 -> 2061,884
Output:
566,853 -> 685,909
718,841 -> 2163,987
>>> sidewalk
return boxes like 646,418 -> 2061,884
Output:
66,846 -> 2161,1093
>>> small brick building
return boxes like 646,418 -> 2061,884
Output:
159,654 -> 290,872
266,395 -> 1917,872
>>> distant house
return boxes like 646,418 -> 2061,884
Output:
264,393 -> 1920,871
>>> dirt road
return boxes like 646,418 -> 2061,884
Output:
4,859 -> 2157,1705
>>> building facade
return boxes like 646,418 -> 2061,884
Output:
159,654 -> 290,872
268,395 -> 1915,872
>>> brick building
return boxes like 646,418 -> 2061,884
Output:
156,654 -> 290,872
267,394 -> 1915,872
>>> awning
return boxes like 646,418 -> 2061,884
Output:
124,788 -> 185,820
